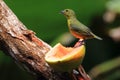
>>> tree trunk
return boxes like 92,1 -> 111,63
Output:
0,0 -> 68,80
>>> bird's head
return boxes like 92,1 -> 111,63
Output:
61,9 -> 76,19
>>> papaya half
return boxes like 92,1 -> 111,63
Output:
45,43 -> 85,72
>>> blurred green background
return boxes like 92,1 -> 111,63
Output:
0,0 -> 120,80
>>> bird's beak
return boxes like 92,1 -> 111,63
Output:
60,10 -> 64,14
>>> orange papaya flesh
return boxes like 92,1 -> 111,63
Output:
45,43 -> 85,72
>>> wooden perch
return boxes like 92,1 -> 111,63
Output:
0,0 -> 68,80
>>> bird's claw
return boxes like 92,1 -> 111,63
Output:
74,39 -> 85,48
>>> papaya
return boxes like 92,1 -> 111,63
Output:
45,43 -> 85,72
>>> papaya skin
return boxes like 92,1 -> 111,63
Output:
45,43 -> 85,72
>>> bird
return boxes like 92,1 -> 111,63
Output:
60,9 -> 102,40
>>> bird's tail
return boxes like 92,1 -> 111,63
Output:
91,32 -> 103,40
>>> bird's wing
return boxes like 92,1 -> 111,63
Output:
70,23 -> 92,36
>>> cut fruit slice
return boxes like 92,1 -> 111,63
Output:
45,43 -> 85,72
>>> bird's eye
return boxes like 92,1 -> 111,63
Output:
65,10 -> 68,12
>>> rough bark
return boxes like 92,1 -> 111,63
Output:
0,0 -> 67,80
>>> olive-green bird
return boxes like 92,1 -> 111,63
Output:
61,9 -> 102,40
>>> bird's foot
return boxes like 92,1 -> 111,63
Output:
74,39 -> 85,48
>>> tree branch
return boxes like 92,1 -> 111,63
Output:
0,0 -> 68,80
